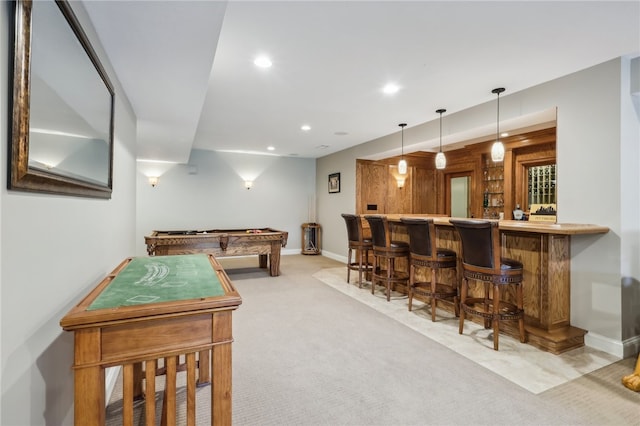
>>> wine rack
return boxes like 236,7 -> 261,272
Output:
482,156 -> 504,219
528,165 -> 556,206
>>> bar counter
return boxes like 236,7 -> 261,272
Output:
368,214 -> 609,354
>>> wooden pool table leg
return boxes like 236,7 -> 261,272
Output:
258,254 -> 268,269
269,241 -> 281,276
73,328 -> 105,425
212,342 -> 232,425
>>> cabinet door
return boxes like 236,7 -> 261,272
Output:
413,168 -> 437,213
356,161 -> 387,214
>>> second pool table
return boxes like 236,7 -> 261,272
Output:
145,227 -> 288,276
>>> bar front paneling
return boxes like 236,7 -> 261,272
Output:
382,215 -> 608,354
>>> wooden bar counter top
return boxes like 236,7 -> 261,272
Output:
366,214 -> 609,354
383,214 -> 609,235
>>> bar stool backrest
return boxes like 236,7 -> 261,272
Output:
449,219 -> 498,270
400,218 -> 434,257
341,214 -> 363,243
364,215 -> 389,248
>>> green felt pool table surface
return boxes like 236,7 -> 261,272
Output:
88,254 -> 224,310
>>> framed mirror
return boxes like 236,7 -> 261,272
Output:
9,0 -> 114,198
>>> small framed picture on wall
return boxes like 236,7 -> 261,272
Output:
328,172 -> 340,193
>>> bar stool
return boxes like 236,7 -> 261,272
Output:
450,219 -> 525,351
364,215 -> 410,301
400,217 -> 459,322
341,213 -> 373,287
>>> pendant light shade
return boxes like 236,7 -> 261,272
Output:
491,139 -> 505,162
491,87 -> 505,162
398,159 -> 407,175
398,123 -> 407,175
435,108 -> 447,169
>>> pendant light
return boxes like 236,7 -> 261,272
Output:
491,87 -> 505,162
398,123 -> 407,175
435,109 -> 447,169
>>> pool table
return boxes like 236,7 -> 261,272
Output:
59,254 -> 242,425
145,227 -> 289,276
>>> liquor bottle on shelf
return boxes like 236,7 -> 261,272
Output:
483,188 -> 489,208
513,204 -> 524,220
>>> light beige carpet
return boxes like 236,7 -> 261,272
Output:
106,255 -> 640,425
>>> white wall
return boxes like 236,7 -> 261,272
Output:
135,149 -> 316,257
317,57 -> 640,357
0,2 -> 138,424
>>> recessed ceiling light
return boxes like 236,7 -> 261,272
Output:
254,56 -> 272,68
501,132 -> 509,137
382,83 -> 400,95
301,125 -> 311,131
267,146 -> 275,151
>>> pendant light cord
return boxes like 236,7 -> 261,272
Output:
492,87 -> 505,140
435,109 -> 446,153
496,91 -> 500,139
439,112 -> 443,152
399,123 -> 407,159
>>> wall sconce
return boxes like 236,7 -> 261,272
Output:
148,177 -> 159,187
244,181 -> 253,190
396,178 -> 405,189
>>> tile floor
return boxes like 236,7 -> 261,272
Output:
313,267 -> 620,394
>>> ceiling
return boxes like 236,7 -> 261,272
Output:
83,1 -> 640,163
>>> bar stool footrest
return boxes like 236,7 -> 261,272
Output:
413,282 -> 458,299
373,269 -> 409,283
461,298 -> 524,321
347,262 -> 373,271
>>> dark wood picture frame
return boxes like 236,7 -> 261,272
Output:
328,172 -> 340,194
9,0 -> 115,198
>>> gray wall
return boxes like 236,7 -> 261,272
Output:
0,2 -> 137,424
317,57 -> 640,358
135,149 -> 316,256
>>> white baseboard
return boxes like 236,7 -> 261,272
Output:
105,366 -> 121,406
318,250 -> 347,264
282,248 -> 302,255
584,332 -> 640,358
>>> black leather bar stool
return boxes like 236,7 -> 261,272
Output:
450,219 -> 525,351
364,215 -> 410,301
341,213 -> 373,288
401,217 -> 459,322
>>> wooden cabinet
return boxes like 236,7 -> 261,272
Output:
355,128 -> 556,217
